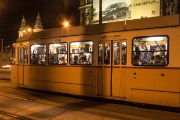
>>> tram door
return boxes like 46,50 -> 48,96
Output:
17,47 -> 28,86
112,41 -> 127,97
97,40 -> 127,97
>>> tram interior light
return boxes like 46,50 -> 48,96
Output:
71,42 -> 80,46
147,37 -> 164,41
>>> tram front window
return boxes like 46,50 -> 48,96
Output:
30,44 -> 46,64
132,36 -> 168,66
70,41 -> 93,65
49,43 -> 67,64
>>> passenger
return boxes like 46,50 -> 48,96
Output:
79,53 -> 87,63
114,43 -> 120,64
154,41 -> 166,65
133,44 -> 140,63
32,55 -> 38,64
122,44 -> 126,65
33,47 -> 38,54
104,44 -> 110,64
139,42 -> 151,65
58,57 -> 65,64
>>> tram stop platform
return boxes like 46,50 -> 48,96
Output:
0,79 -> 180,120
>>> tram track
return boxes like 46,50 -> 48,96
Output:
0,110 -> 32,120
1,83 -> 178,120
0,86 -> 153,120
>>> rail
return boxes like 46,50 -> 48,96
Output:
0,110 -> 32,120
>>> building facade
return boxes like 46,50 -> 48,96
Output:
79,0 -> 94,25
79,0 -> 179,25
19,12 -> 44,38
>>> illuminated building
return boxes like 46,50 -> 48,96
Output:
79,0 -> 93,25
79,0 -> 179,25
18,12 -> 44,38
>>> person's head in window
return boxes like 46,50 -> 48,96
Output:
140,42 -> 148,51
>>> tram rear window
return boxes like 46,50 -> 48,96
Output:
30,44 -> 46,64
132,36 -> 168,66
48,43 -> 68,64
70,41 -> 93,65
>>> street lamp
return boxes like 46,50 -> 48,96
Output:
63,20 -> 70,28
1,39 -> 4,66
1,39 -> 3,53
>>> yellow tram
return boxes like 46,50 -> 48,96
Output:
11,14 -> 180,107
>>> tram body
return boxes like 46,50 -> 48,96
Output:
11,14 -> 180,107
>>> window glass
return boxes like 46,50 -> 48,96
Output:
30,44 -> 46,64
98,43 -> 103,65
132,36 -> 168,66
23,47 -> 28,64
49,43 -> 67,64
18,48 -> 23,63
104,42 -> 110,64
122,42 -> 127,65
70,41 -> 93,64
114,42 -> 120,65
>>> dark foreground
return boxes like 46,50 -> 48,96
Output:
0,79 -> 179,120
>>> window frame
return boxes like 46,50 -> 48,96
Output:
30,44 -> 47,65
48,42 -> 68,65
132,35 -> 169,66
69,40 -> 93,65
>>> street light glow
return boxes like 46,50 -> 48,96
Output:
63,21 -> 70,28
27,28 -> 32,32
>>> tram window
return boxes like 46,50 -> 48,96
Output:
104,43 -> 110,64
30,44 -> 46,64
98,43 -> 103,65
70,41 -> 93,65
23,48 -> 28,64
18,48 -> 23,63
132,36 -> 168,66
114,42 -> 120,65
122,42 -> 127,65
48,43 -> 67,64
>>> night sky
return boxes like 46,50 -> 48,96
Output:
0,0 -> 80,46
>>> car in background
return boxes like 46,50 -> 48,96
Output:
102,2 -> 129,21
2,65 -> 11,69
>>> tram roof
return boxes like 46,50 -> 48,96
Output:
17,14 -> 179,42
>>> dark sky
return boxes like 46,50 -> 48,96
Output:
0,0 -> 80,46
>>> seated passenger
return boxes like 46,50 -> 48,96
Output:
133,44 -> 141,65
153,41 -> 165,65
139,42 -> 151,65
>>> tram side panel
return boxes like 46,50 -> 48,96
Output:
127,68 -> 180,107
29,66 -> 97,96
11,65 -> 18,85
11,26 -> 180,107
123,27 -> 180,107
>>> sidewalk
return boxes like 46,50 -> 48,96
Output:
0,80 -> 179,120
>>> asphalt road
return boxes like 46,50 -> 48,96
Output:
0,79 -> 179,120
